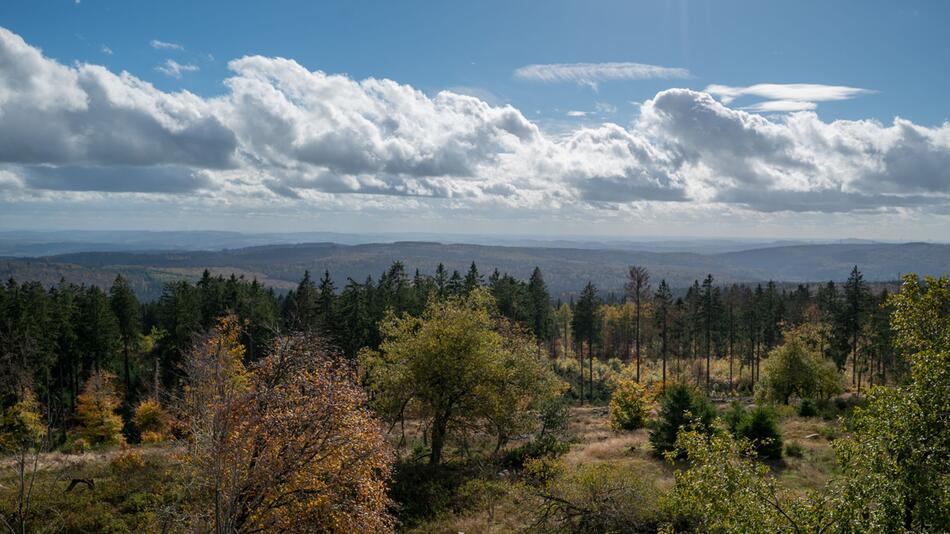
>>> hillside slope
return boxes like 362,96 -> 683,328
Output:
2,241 -> 948,300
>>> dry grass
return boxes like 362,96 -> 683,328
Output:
0,443 -> 181,473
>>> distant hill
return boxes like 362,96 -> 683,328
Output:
2,241 -> 948,301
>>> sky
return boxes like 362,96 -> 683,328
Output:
1,0 -> 950,240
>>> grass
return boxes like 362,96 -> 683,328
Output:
1,399 -> 843,533
0,446 -> 190,533
399,403 -> 840,531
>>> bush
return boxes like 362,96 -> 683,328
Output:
722,401 -> 747,434
111,449 -> 146,471
388,461 -> 476,526
522,456 -> 565,487
531,463 -> 661,533
538,397 -> 570,438
785,441 -> 804,458
757,325 -> 844,404
132,399 -> 170,441
139,431 -> 165,444
649,383 -> 716,457
501,434 -> 570,470
609,378 -> 649,431
797,398 -> 818,417
735,406 -> 783,460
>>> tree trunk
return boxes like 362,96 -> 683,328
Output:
123,343 -> 131,403
635,296 -> 641,383
578,341 -> 584,404
430,414 -> 449,465
588,335 -> 594,402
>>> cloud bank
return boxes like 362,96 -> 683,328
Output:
1,26 -> 949,221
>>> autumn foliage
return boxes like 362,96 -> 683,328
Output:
133,398 -> 171,443
75,371 -> 125,447
181,315 -> 393,533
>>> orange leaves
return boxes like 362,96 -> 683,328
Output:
181,329 -> 394,532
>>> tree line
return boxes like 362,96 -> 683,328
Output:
1,261 -> 899,438
564,265 -> 898,399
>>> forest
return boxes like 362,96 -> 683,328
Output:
0,262 -> 948,532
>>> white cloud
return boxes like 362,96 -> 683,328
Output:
156,59 -> 199,78
514,62 -> 689,89
705,83 -> 873,104
1,26 -> 949,219
705,83 -> 873,113
150,39 -> 184,51
100,45 -> 113,55
741,100 -> 816,112
566,110 -> 588,117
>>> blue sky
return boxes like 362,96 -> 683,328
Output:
1,1 -> 950,239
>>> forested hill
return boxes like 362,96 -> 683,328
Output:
2,241 -> 948,300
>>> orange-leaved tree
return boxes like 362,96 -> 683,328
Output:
181,315 -> 393,533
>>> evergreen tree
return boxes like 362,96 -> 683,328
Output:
527,267 -> 553,342
843,266 -> 869,392
291,271 -> 319,331
463,262 -> 483,294
625,266 -> 651,382
447,270 -> 464,296
700,274 -> 715,394
434,263 -> 448,298
572,282 -> 601,403
77,286 -> 120,374
109,275 -> 141,402
653,280 -> 673,387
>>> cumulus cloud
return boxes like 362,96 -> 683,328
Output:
0,27 -> 236,173
1,26 -> 949,216
641,88 -> 950,210
514,62 -> 689,89
150,39 -> 183,51
156,59 -> 199,78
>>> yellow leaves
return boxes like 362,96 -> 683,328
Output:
75,370 -> 125,447
0,391 -> 46,452
609,377 -> 650,431
133,398 -> 171,442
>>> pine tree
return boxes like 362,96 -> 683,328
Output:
625,266 -> 651,382
77,285 -> 120,374
110,275 -> 141,402
447,270 -> 464,296
291,271 -> 319,331
527,267 -> 553,342
843,266 -> 869,392
572,282 -> 601,403
654,280 -> 672,387
463,262 -> 483,294
315,270 -> 337,340
700,274 -> 716,394
434,263 -> 448,298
